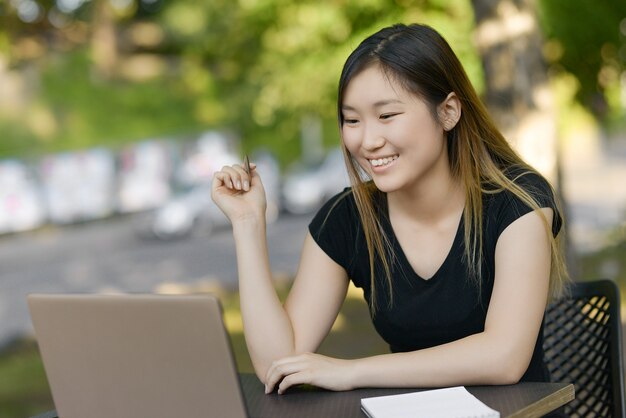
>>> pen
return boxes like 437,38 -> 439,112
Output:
243,154 -> 251,175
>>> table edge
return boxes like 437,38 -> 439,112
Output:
507,383 -> 575,418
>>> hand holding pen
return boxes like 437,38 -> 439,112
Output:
211,155 -> 267,223
213,154 -> 255,192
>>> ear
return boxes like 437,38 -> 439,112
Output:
438,92 -> 461,132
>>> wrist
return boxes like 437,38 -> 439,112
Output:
344,358 -> 364,390
232,213 -> 266,235
349,355 -> 387,389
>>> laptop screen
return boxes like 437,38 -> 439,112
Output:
28,293 -> 248,418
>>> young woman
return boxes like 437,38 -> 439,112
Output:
211,23 -> 569,395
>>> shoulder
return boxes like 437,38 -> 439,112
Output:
507,169 -> 556,203
485,167 -> 557,207
309,188 -> 358,236
308,188 -> 362,271
485,167 -> 562,237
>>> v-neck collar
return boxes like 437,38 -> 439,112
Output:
379,194 -> 464,282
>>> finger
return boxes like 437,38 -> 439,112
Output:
231,164 -> 252,191
278,371 -> 310,395
221,166 -> 246,190
235,163 -> 259,190
265,359 -> 304,394
264,361 -> 281,394
264,363 -> 290,394
222,165 -> 249,191
213,170 -> 235,190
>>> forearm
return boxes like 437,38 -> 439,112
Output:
232,217 -> 296,380
351,331 -> 530,388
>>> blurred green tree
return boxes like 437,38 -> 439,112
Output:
1,0 -> 621,162
537,0 -> 626,121
0,0 -> 481,164
155,0 -> 480,164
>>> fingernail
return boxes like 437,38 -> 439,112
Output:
236,181 -> 242,190
243,181 -> 249,191
264,384 -> 269,394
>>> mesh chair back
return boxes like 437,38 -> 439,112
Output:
543,279 -> 625,418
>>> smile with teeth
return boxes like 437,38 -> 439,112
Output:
369,155 -> 398,167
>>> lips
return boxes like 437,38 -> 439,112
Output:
368,155 -> 398,167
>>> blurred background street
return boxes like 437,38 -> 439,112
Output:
0,212 -> 312,346
0,0 -> 625,416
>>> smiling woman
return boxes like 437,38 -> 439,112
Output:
340,65 -> 458,195
210,23 -> 570,405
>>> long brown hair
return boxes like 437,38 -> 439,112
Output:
336,23 -> 569,312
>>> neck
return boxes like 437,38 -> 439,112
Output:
387,167 -> 465,224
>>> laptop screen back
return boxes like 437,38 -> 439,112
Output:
28,294 -> 248,418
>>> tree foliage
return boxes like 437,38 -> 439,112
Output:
537,0 -> 626,119
0,0 -> 623,161
0,0 -> 478,162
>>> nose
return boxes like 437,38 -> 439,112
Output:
361,125 -> 385,151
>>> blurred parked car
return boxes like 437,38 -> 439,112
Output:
137,150 -> 282,240
40,149 -> 116,224
175,131 -> 240,187
135,183 -> 228,239
282,148 -> 351,214
117,140 -> 173,213
0,159 -> 46,234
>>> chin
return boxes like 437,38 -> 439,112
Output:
370,177 -> 403,194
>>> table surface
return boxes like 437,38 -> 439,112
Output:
32,373 -> 574,418
240,374 -> 574,418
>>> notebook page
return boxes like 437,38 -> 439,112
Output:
360,386 -> 500,418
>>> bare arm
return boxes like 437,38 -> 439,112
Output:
266,208 -> 553,392
212,164 -> 349,382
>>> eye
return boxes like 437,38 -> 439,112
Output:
343,117 -> 359,125
379,113 -> 401,120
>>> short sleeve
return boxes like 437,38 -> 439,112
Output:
308,188 -> 360,272
492,172 -> 562,239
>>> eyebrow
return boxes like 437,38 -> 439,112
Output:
341,99 -> 404,111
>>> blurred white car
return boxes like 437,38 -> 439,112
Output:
137,150 -> 282,240
40,148 -> 116,224
116,140 -> 174,213
175,131 -> 240,187
282,148 -> 350,214
135,183 -> 228,239
0,160 -> 46,234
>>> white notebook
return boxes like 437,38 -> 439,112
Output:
361,386 -> 500,418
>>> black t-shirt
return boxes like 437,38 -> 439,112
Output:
308,171 -> 561,382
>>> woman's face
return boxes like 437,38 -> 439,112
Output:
340,64 -> 451,195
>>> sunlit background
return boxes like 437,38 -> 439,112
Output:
0,0 -> 625,416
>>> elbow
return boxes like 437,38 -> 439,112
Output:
489,365 -> 524,385
484,348 -> 530,385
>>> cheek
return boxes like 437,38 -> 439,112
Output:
341,128 -> 360,155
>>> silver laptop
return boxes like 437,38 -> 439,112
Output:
27,293 -> 248,418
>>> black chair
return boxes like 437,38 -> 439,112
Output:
543,279 -> 626,418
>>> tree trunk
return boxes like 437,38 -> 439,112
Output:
470,0 -> 558,181
91,0 -> 118,80
471,0 -> 579,276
